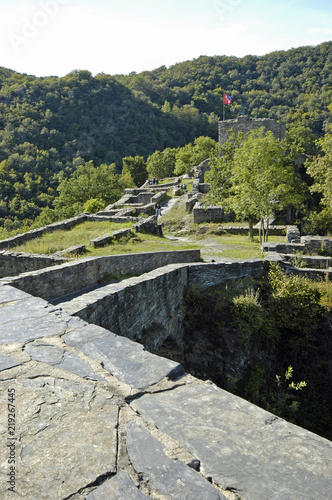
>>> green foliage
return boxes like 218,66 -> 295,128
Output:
146,148 -> 177,178
305,115 -> 332,208
0,42 -> 331,229
207,130 -> 306,241
267,366 -> 307,418
83,198 -> 105,213
182,266 -> 332,439
267,263 -> 323,333
174,136 -> 218,175
122,156 -> 147,187
231,288 -> 279,343
301,207 -> 332,236
54,161 -> 135,217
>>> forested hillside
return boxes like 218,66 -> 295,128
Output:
115,41 -> 332,136
0,41 -> 331,232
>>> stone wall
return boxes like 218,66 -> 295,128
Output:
0,214 -> 88,250
193,203 -> 234,224
1,249 -> 201,302
1,283 -> 331,499
218,116 -> 286,145
1,259 -> 331,498
132,215 -> 163,235
0,251 -> 68,278
263,235 -> 332,255
59,259 -> 265,353
218,225 -> 287,236
61,264 -> 188,354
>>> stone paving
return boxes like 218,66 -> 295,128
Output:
0,279 -> 332,499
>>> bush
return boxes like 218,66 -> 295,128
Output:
231,288 -> 279,342
301,208 -> 332,236
83,198 -> 105,213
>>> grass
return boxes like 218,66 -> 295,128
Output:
12,220 -> 200,256
9,194 -> 287,261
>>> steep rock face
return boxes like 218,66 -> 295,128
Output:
181,323 -> 274,390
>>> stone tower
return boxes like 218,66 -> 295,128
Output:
218,115 -> 286,144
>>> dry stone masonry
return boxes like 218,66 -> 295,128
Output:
0,258 -> 332,500
218,115 -> 286,145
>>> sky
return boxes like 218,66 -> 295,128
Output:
0,0 -> 331,77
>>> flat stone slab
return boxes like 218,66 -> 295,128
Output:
131,382 -> 332,500
0,378 -> 118,499
126,421 -> 225,500
25,343 -> 106,381
86,470 -> 150,499
63,323 -> 184,390
0,292 -> 72,344
0,352 -> 21,371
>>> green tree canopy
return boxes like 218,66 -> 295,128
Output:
146,148 -> 177,179
54,161 -> 135,217
207,129 -> 306,241
122,156 -> 147,187
305,114 -> 332,208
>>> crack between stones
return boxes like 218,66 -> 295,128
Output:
61,471 -> 117,500
125,377 -> 200,403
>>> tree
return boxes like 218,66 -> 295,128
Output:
207,129 -> 305,242
54,161 -> 135,217
174,136 -> 218,175
305,120 -> 332,208
122,156 -> 147,187
146,148 -> 177,179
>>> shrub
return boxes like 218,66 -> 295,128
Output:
231,288 -> 279,343
301,208 -> 332,236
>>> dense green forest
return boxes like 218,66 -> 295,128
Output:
0,41 -> 331,232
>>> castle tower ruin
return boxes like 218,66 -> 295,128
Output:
218,115 -> 286,144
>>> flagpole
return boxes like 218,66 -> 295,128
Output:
222,90 -> 225,121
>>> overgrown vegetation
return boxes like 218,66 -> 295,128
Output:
182,263 -> 332,440
0,41 -> 331,233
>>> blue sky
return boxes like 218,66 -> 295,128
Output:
0,0 -> 331,77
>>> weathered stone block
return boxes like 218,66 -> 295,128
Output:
86,470 -> 150,499
89,234 -> 111,248
219,116 -> 286,145
55,244 -> 86,256
111,228 -> 132,240
63,323 -> 184,390
126,421 -> 225,499
287,225 -> 301,243
132,215 -> 162,235
132,382 -> 332,500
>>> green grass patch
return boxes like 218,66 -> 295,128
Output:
13,221 -> 132,254
87,233 -> 199,257
12,220 -> 200,256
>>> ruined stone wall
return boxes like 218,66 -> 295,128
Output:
0,214 -> 88,250
0,251 -> 67,278
192,203 -> 234,224
1,250 -> 201,302
59,259 -> 265,353
219,116 -> 286,144
1,258 -> 331,498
